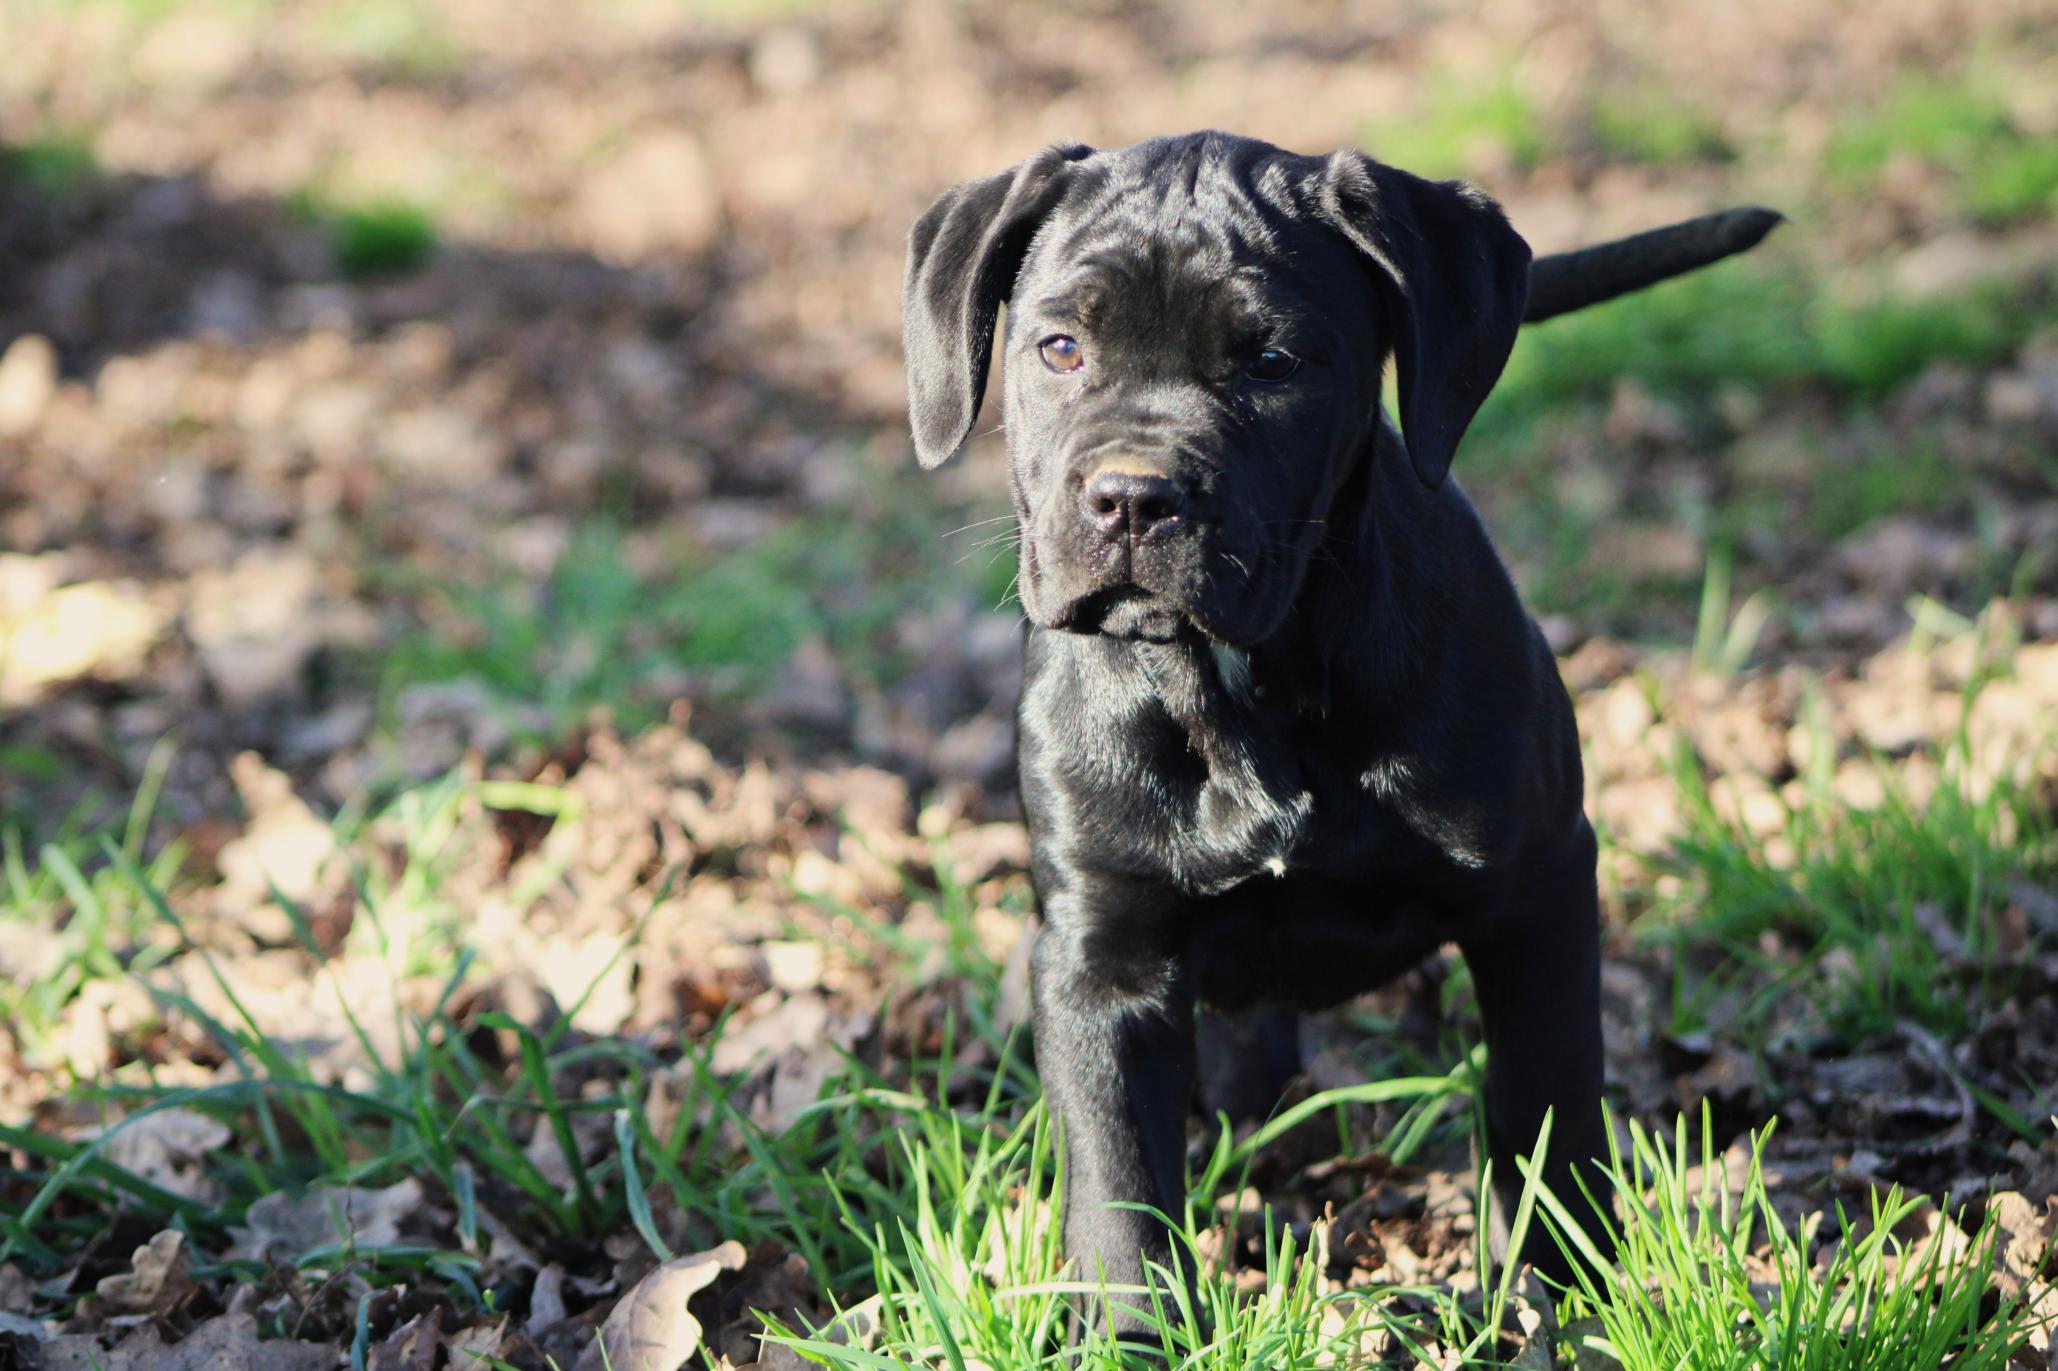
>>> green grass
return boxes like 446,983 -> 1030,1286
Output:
1804,431 -> 1962,542
1647,660 -> 2058,1044
1825,71 -> 2058,224
1483,263 -> 2054,439
1962,137 -> 2058,225
1588,87 -> 1732,166
1364,64 -> 1552,181
381,521 -> 823,737
376,485 -> 994,743
0,742 -> 183,1067
310,0 -> 465,78
1459,253 -> 2053,623
1537,1107 -> 2042,1369
3,740 -> 2049,1365
1689,550 -> 1774,678
0,136 -> 100,200
0,768 -> 1023,1300
290,193 -> 440,277
770,1070 -> 1502,1371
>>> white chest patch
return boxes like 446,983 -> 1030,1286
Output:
1210,643 -> 1254,705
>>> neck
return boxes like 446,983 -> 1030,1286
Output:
1236,419 -> 1428,716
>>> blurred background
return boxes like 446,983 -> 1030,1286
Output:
1,0 -> 2055,1363
4,0 -> 2054,826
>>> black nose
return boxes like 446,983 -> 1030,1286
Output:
1080,467 -> 1188,540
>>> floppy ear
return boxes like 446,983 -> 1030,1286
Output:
1315,151 -> 1531,488
902,143 -> 1091,468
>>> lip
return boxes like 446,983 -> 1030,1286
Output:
1049,584 -> 1192,642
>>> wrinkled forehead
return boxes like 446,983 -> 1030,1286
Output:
1013,140 -> 1351,328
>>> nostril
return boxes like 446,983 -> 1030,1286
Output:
1134,488 -> 1182,527
1080,475 -> 1130,532
1080,466 -> 1188,538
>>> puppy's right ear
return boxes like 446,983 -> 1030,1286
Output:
902,143 -> 1090,467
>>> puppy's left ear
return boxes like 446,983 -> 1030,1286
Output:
1316,152 -> 1531,488
902,143 -> 1092,468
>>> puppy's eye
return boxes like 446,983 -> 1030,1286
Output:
1246,348 -> 1299,383
1039,334 -> 1084,373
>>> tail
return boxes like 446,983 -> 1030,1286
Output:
1523,207 -> 1785,324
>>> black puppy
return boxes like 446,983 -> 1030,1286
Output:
901,131 -> 1775,1329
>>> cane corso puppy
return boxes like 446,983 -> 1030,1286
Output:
900,130 -> 1777,1328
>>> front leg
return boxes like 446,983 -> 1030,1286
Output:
1458,820 -> 1613,1285
1031,886 -> 1196,1335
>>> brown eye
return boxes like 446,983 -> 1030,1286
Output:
1247,347 -> 1298,382
1040,334 -> 1083,373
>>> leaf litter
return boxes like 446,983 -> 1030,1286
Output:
2,0 -> 2057,1365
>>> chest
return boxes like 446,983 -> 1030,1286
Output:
1030,679 -> 1449,896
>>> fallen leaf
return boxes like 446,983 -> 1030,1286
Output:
93,1231 -> 194,1316
709,994 -> 829,1077
0,1310 -> 48,1340
760,941 -> 823,994
369,1308 -> 442,1371
533,932 -> 638,1034
227,1178 -> 426,1262
1,1262 -> 38,1312
31,1312 -> 338,1371
77,1107 -> 231,1205
527,1263 -> 567,1335
1987,1191 -> 2054,1296
0,579 -> 167,706
441,1316 -> 509,1370
574,1241 -> 746,1371
216,752 -> 340,910
0,333 -> 57,436
185,546 -> 329,709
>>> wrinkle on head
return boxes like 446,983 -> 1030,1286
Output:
1001,131 -> 1387,650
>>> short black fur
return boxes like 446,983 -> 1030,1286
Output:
901,130 -> 1775,1333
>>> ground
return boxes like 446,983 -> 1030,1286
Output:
1,0 -> 2055,1367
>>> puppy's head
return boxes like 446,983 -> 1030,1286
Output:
902,132 -> 1530,647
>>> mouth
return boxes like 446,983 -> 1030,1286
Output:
1050,584 -> 1195,642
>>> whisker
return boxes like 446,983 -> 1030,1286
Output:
956,535 -> 1021,568
940,514 -> 1017,539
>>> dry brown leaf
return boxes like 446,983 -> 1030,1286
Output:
710,995 -> 826,1079
368,1308 -> 442,1371
216,752 -> 340,909
441,1316 -> 510,1370
0,1262 -> 37,1313
527,1263 -> 568,1335
574,1241 -> 746,1371
0,1310 -> 49,1341
31,1311 -> 339,1371
227,1178 -> 426,1262
78,1107 -> 231,1205
0,334 -> 57,436
533,932 -> 639,1034
1988,1191 -> 2056,1295
93,1230 -> 194,1316
0,579 -> 167,706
